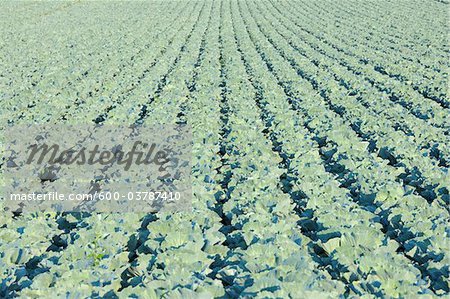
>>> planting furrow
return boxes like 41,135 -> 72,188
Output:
209,1 -> 347,297
98,2 -> 206,125
307,0 -> 450,108
232,2 -> 436,297
111,1 -> 227,297
258,0 -> 450,166
325,0 -> 449,63
116,3 -> 231,296
1,1 -> 448,298
58,1 -> 185,122
244,0 -> 450,210
0,3 -> 203,296
267,0 -> 450,121
10,2 -> 208,296
289,0 -> 450,109
1,1 -> 179,125
236,0 -> 443,296
304,0 -> 449,67
239,0 -> 449,293
230,3 -> 358,295
246,0 -> 449,282
341,0 -> 448,55
92,1 -> 199,125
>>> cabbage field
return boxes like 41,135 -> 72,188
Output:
0,0 -> 449,298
